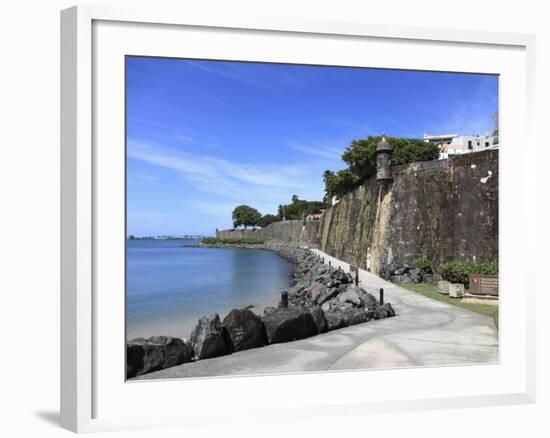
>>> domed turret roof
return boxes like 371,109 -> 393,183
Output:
376,135 -> 392,152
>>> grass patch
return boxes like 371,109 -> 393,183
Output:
201,237 -> 264,245
401,283 -> 499,329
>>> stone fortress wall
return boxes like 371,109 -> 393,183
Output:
217,149 -> 498,275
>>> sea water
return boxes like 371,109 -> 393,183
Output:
126,239 -> 293,339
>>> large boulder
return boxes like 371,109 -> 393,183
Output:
222,308 -> 267,352
357,289 -> 378,309
341,307 -> 370,325
126,336 -> 194,378
390,274 -> 413,284
382,302 -> 396,317
321,300 -> 333,313
378,267 -> 391,281
324,312 -> 347,331
308,281 -> 327,303
316,286 -> 340,305
324,301 -> 370,330
331,268 -> 352,283
318,264 -> 329,274
288,280 -> 308,297
326,279 -> 341,289
409,268 -> 422,284
190,314 -> 231,359
308,306 -> 328,333
394,267 -> 408,276
323,301 -> 350,327
148,336 -> 194,368
379,262 -> 399,280
262,306 -> 319,344
372,303 -> 396,320
338,285 -> 363,307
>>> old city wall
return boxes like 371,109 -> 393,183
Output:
217,149 -> 498,274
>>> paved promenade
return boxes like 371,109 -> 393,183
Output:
134,248 -> 498,380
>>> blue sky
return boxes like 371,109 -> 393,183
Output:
126,56 -> 498,236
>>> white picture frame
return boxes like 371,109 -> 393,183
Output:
61,4 -> 536,433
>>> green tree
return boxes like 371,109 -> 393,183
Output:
280,195 -> 324,220
277,204 -> 284,220
323,169 -> 360,202
324,136 -> 439,199
257,214 -> 279,228
232,205 -> 262,229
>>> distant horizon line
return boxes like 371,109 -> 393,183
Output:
127,234 -> 215,239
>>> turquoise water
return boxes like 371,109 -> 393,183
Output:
126,239 -> 293,339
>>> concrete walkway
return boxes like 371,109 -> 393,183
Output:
133,248 -> 498,380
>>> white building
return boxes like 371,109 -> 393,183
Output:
423,133 -> 498,159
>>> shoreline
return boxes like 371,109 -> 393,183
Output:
130,247 -> 498,381
127,241 -> 397,379
182,241 -> 284,251
183,240 -> 311,275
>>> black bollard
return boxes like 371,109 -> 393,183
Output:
355,270 -> 359,286
281,291 -> 288,308
329,260 -> 331,267
379,288 -> 384,305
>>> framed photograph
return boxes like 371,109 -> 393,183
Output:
61,5 -> 536,433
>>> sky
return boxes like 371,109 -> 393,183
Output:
126,56 -> 498,236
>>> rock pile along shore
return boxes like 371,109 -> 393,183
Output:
126,243 -> 396,379
379,262 -> 442,285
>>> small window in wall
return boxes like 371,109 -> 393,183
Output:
468,140 -> 473,150
485,142 -> 490,147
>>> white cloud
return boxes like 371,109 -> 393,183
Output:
174,134 -> 195,143
130,172 -> 159,182
127,139 -> 334,216
290,141 -> 343,161
185,60 -> 305,89
182,200 -> 241,218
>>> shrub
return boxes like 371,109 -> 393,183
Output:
437,260 -> 498,286
415,256 -> 433,274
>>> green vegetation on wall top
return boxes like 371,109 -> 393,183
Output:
323,136 -> 439,201
229,135 -> 439,228
231,195 -> 325,230
277,195 -> 324,221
